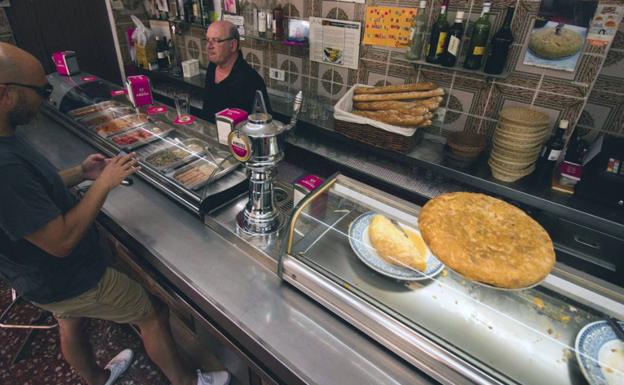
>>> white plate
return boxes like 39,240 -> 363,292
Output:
575,320 -> 624,385
348,212 -> 444,281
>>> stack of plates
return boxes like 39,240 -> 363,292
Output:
489,107 -> 551,182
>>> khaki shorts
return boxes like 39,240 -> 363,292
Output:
35,268 -> 153,324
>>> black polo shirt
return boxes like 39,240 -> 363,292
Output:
202,51 -> 271,123
0,135 -> 106,304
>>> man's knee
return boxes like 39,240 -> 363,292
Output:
57,317 -> 86,339
135,297 -> 169,328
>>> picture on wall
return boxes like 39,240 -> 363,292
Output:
522,0 -> 598,72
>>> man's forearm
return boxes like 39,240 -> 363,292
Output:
59,164 -> 85,187
56,180 -> 111,255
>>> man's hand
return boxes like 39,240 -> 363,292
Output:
81,154 -> 110,180
93,153 -> 139,191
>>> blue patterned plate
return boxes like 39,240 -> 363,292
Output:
348,212 -> 444,281
575,320 -> 624,385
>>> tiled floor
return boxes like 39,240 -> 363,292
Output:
0,280 -> 170,385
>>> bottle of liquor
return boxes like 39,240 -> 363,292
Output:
463,2 -> 491,70
559,128 -> 587,186
273,2 -> 284,40
440,11 -> 464,67
406,1 -> 428,60
540,119 -> 568,163
183,0 -> 194,23
484,6 -> 515,74
266,3 -> 274,40
258,4 -> 267,38
192,0 -> 201,23
425,0 -> 449,64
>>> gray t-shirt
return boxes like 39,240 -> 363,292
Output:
0,135 -> 105,304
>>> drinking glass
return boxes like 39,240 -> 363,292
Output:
174,92 -> 190,118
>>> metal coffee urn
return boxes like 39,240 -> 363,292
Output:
228,90 -> 303,235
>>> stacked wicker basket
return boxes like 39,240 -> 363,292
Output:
489,107 -> 551,182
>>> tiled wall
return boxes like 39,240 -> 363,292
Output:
0,8 -> 15,45
117,0 -> 624,138
579,17 -> 624,138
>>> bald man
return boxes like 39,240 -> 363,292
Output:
202,20 -> 271,122
0,43 -> 230,385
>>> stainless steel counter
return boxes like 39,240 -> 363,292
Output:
17,111 -> 431,385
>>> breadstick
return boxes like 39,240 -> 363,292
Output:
417,119 -> 432,127
353,110 -> 428,126
352,88 -> 445,102
354,97 -> 443,111
354,82 -> 437,95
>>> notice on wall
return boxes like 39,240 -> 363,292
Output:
309,17 -> 362,70
363,6 -> 417,48
223,14 -> 245,40
586,5 -> 624,47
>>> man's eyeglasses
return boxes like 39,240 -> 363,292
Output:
1,82 -> 54,98
203,37 -> 234,45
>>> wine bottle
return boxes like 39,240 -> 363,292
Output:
484,6 -> 515,74
463,2 -> 491,70
258,5 -> 267,38
406,1 -> 428,60
440,11 -> 464,67
540,120 -> 568,163
273,2 -> 284,40
425,0 -> 449,64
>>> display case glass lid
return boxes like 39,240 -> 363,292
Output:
281,173 -> 624,385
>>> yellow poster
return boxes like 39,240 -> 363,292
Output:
363,6 -> 418,48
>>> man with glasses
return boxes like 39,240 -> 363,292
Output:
202,20 -> 271,122
0,43 -> 230,385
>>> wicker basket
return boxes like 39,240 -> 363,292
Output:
334,119 -> 419,153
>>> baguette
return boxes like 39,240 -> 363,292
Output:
354,82 -> 437,95
354,97 -> 443,111
352,110 -> 428,126
352,88 -> 445,102
354,97 -> 442,110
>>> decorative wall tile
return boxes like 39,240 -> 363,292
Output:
419,67 -> 453,88
594,74 -> 624,94
495,70 -> 541,89
357,59 -> 387,85
284,0 -> 305,18
599,48 -> 624,78
540,76 -> 589,98
485,84 -> 536,120
453,75 -> 491,117
574,54 -> 605,85
579,102 -> 613,130
242,48 -> 264,72
0,8 -> 11,35
360,46 -> 390,62
387,63 -> 414,81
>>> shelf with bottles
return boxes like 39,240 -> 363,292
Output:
403,1 -> 515,80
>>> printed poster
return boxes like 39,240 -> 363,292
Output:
586,5 -> 624,47
363,6 -> 418,48
309,17 -> 361,70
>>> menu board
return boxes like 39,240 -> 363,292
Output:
363,6 -> 417,48
309,17 -> 362,70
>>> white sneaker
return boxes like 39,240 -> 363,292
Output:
103,349 -> 134,385
197,369 -> 231,385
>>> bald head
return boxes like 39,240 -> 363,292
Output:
205,21 -> 240,66
0,43 -> 45,85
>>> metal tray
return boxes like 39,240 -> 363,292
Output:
79,107 -> 137,128
95,114 -> 150,138
142,139 -> 201,172
109,123 -> 174,151
68,100 -> 125,119
172,156 -> 239,190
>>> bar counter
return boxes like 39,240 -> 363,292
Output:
19,109 -> 431,385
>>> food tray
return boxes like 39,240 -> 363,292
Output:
68,101 -> 124,119
143,140 -> 201,172
172,157 -> 239,190
79,107 -> 136,128
109,123 -> 173,151
95,114 -> 150,137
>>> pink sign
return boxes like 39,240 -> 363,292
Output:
81,76 -> 97,82
174,115 -> 196,125
147,106 -> 168,115
216,108 -> 248,125
52,51 -> 80,76
111,89 -> 127,97
126,75 -> 153,107
295,175 -> 324,192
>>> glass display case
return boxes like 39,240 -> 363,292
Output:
46,73 -> 247,214
279,173 -> 624,385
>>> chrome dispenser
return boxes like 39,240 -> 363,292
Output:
228,91 -> 303,235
